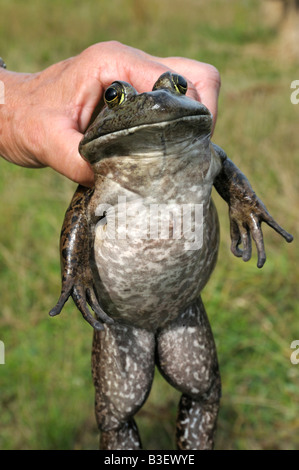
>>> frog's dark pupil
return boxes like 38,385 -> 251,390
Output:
105,87 -> 118,102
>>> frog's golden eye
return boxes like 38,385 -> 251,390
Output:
172,74 -> 188,95
104,83 -> 125,108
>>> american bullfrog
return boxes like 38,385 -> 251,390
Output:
50,72 -> 293,450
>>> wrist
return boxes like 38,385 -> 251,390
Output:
0,68 -> 36,165
0,67 -> 11,162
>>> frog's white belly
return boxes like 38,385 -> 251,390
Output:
90,140 -> 222,330
93,192 -> 219,331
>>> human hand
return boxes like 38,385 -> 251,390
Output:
0,41 -> 221,187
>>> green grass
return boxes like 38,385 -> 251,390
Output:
0,0 -> 298,450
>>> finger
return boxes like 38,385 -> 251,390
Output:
49,281 -> 73,317
72,286 -> 104,330
43,125 -> 95,187
87,288 -> 114,324
49,291 -> 70,317
251,226 -> 266,269
262,213 -> 293,243
230,220 -> 243,258
240,228 -> 252,262
122,48 -> 219,124
193,73 -> 220,129
158,57 -> 220,128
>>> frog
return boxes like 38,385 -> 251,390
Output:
49,72 -> 293,450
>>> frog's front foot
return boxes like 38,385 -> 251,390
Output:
49,273 -> 114,331
229,195 -> 293,268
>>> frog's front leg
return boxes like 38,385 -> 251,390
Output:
49,185 -> 113,330
212,144 -> 293,268
156,298 -> 221,450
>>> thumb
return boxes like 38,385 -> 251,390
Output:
43,126 -> 94,187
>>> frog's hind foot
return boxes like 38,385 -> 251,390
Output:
100,419 -> 142,450
49,278 -> 113,331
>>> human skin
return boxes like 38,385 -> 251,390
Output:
0,41 -> 221,187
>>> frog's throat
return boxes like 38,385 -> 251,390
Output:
80,115 -> 213,164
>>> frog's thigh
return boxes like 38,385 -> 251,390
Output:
156,297 -> 220,398
92,322 -> 155,432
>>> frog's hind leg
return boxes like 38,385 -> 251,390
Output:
92,322 -> 155,450
156,297 -> 221,450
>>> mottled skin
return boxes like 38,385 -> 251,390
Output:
50,72 -> 293,450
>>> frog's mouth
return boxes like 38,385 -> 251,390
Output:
80,113 -> 212,165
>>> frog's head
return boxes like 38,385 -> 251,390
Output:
79,72 -> 213,164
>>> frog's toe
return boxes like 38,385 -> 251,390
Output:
72,285 -> 113,330
72,285 -> 105,330
87,288 -> 114,325
264,214 -> 294,244
49,280 -> 73,317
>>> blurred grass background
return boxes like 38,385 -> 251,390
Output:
0,0 -> 298,450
